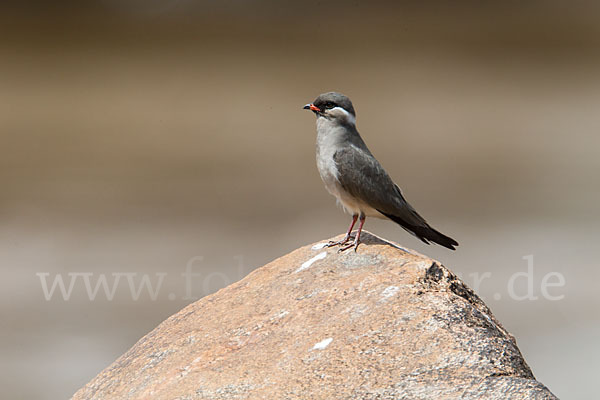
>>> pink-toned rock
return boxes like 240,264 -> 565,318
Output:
72,232 -> 556,399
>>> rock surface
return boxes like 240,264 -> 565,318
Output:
72,232 -> 557,399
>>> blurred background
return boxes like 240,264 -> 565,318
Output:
1,1 -> 599,398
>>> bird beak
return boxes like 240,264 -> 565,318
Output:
303,103 -> 321,112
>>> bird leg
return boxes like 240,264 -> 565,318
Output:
339,213 -> 366,252
327,214 -> 358,247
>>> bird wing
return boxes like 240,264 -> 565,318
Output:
333,145 -> 414,217
333,145 -> 458,249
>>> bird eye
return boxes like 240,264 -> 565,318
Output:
325,102 -> 336,109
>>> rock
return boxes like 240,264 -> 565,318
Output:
72,232 -> 557,400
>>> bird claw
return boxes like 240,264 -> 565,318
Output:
326,235 -> 354,247
337,240 -> 360,253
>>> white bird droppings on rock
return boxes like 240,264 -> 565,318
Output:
312,338 -> 333,350
381,285 -> 400,299
294,252 -> 326,273
311,242 -> 328,250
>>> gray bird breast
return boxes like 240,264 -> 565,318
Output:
315,117 -> 382,218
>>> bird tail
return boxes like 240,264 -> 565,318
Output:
378,210 -> 459,250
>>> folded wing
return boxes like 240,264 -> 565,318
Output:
333,146 -> 458,250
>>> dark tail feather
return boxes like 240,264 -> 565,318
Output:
378,210 -> 459,250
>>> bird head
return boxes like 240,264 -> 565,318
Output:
303,92 -> 356,126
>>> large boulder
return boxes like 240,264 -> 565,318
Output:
73,232 -> 556,399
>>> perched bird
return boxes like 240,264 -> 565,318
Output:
303,92 -> 458,252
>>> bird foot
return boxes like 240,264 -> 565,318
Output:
337,239 -> 361,253
326,235 -> 355,247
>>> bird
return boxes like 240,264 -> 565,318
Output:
303,92 -> 458,252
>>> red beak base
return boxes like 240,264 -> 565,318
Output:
303,103 -> 321,112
